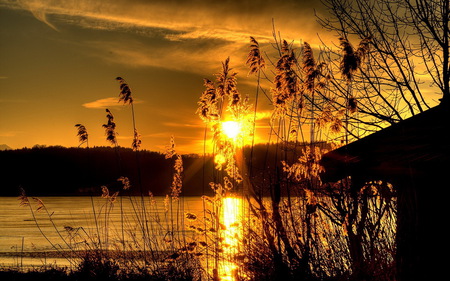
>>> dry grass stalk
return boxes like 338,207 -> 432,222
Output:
32,197 -> 45,213
339,37 -> 371,83
316,104 -> 345,134
102,109 -> 118,146
165,136 -> 183,199
216,57 -> 244,117
302,42 -> 317,94
197,58 -> 250,184
272,40 -> 299,115
132,129 -> 141,151
116,77 -> 133,105
196,79 -> 218,122
215,57 -> 237,100
282,146 -> 326,182
347,97 -> 358,114
18,188 -> 29,207
117,176 -> 131,190
247,36 -> 265,75
340,37 -> 371,116
74,124 -> 88,146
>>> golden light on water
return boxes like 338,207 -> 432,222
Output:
220,196 -> 243,281
222,121 -> 241,140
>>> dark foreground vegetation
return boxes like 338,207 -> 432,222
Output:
0,248 -> 203,281
0,266 -> 196,281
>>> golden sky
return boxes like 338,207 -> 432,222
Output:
0,0 -> 335,154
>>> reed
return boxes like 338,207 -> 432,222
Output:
74,124 -> 89,148
13,33 -> 395,281
195,34 -> 396,281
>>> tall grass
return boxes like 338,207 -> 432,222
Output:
13,34 -> 397,281
195,34 -> 396,281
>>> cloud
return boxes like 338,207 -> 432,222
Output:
82,97 -> 119,108
82,97 -> 143,109
16,0 -> 59,31
163,122 -> 203,128
4,0 -> 332,76
8,0 -> 328,43
254,110 -> 272,120
84,37 -> 243,75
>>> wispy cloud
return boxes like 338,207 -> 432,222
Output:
82,97 -> 120,109
83,36 -> 244,75
254,110 -> 272,120
3,0 -> 331,76
163,122 -> 203,128
82,97 -> 143,109
10,0 -> 303,39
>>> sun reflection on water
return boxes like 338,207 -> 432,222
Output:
220,196 -> 243,281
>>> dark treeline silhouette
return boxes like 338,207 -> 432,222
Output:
0,143 -> 328,197
0,145 -> 215,197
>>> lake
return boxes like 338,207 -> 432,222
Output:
0,196 -> 209,268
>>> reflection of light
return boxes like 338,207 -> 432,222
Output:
223,197 -> 242,242
214,153 -> 226,166
222,121 -> 241,139
220,197 -> 242,281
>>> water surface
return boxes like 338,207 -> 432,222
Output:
0,196 -> 205,267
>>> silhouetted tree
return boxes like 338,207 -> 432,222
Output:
318,0 -> 449,138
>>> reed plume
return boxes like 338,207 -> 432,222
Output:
316,104 -> 345,134
302,42 -> 317,94
74,124 -> 89,147
32,197 -> 45,213
171,154 -> 183,199
340,37 -> 371,116
216,57 -> 242,115
347,97 -> 358,114
339,37 -> 357,83
339,37 -> 371,83
132,129 -> 141,151
197,58 -> 250,189
272,40 -> 299,115
117,176 -> 131,190
215,57 -> 236,99
165,135 -> 177,159
355,37 -> 371,65
102,109 -> 118,146
116,77 -> 133,105
165,136 -> 183,199
247,36 -> 265,75
282,146 -> 325,182
101,186 -> 109,198
197,78 -> 219,122
18,188 -> 29,207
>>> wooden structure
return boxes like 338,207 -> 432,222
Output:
321,102 -> 450,280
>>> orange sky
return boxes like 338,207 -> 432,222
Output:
0,0 -> 336,154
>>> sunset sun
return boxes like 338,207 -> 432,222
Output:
222,121 -> 241,139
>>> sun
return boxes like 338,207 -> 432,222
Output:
222,121 -> 241,139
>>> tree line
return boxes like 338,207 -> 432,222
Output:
0,145 -> 214,197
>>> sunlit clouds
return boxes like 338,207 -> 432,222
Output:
82,97 -> 126,109
9,0 -> 327,41
6,0 -> 330,75
0,0 -> 331,153
82,97 -> 143,109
